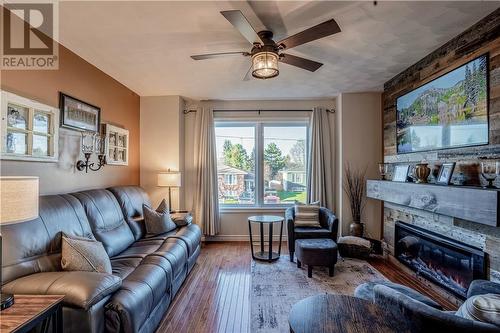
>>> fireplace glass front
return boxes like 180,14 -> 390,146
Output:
395,221 -> 486,299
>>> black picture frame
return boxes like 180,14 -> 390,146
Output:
393,164 -> 410,182
436,162 -> 456,185
395,53 -> 490,154
59,92 -> 101,132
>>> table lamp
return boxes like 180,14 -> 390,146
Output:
157,170 -> 181,211
0,176 -> 39,310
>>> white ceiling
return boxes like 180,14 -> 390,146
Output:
59,1 -> 499,100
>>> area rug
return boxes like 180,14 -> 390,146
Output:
251,255 -> 387,333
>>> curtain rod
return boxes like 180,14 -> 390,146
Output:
183,108 -> 335,115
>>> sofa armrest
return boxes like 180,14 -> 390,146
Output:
467,279 -> 500,298
319,208 -> 339,241
2,271 -> 122,310
374,285 -> 500,333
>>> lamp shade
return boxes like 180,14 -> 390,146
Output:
0,176 -> 39,225
157,171 -> 181,187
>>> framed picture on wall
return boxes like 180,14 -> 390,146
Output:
103,123 -> 129,166
393,164 -> 410,182
436,162 -> 456,185
59,93 -> 101,132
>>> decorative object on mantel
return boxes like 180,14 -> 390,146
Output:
480,160 -> 499,188
366,179 -> 498,227
0,176 -> 39,310
414,162 -> 431,183
436,162 -> 456,185
103,123 -> 129,166
158,169 -> 182,211
59,92 -> 101,132
76,131 -> 106,173
392,164 -> 409,182
343,164 -> 366,237
1,90 -> 59,162
378,163 -> 389,180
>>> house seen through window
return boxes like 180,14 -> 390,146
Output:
215,122 -> 308,206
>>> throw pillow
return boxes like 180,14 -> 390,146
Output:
143,201 -> 177,237
61,234 -> 112,274
294,201 -> 321,227
455,293 -> 500,326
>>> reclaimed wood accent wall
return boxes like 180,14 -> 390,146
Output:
382,9 -> 500,283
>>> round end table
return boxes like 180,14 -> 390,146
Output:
248,215 -> 284,262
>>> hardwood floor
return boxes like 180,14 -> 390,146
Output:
157,242 -> 456,333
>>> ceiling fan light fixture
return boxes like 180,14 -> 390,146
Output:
251,51 -> 279,79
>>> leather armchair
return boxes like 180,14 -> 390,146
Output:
286,206 -> 339,262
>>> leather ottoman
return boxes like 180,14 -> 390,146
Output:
295,239 -> 338,278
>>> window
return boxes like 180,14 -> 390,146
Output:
215,121 -> 308,207
1,91 -> 59,162
215,125 -> 255,205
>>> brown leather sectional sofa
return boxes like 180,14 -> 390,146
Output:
1,185 -> 201,333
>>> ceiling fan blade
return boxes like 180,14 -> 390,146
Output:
277,19 -> 341,50
191,51 -> 249,60
279,54 -> 323,72
221,10 -> 262,45
246,1 -> 287,40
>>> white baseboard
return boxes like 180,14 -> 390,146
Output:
203,235 -> 288,242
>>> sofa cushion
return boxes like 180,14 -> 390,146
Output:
61,234 -> 112,274
456,294 -> 500,327
149,238 -> 188,280
72,190 -> 135,257
354,280 -> 443,310
111,257 -> 142,280
1,194 -> 95,284
108,186 -> 152,240
106,261 -> 172,333
2,271 -> 121,310
167,224 -> 202,257
294,227 -> 332,239
111,241 -> 162,260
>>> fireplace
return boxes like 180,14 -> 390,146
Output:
395,222 -> 486,299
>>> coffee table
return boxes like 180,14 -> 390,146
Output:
248,215 -> 284,262
289,294 -> 410,333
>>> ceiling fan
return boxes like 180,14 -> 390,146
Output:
191,10 -> 341,80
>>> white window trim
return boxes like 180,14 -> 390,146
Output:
1,90 -> 59,162
215,118 -> 309,209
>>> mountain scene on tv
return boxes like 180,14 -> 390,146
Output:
397,55 -> 488,153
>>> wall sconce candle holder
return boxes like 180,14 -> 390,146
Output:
76,132 -> 107,173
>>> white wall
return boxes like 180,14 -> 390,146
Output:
140,96 -> 185,209
335,92 -> 383,239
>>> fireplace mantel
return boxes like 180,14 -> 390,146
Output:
366,180 -> 499,227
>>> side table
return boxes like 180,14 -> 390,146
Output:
248,215 -> 284,262
0,295 -> 64,333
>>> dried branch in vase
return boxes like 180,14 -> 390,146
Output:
343,163 -> 367,223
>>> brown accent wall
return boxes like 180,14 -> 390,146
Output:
382,9 -> 500,287
1,44 -> 140,194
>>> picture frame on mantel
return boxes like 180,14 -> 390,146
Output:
59,92 -> 101,132
393,164 -> 409,182
436,162 -> 456,185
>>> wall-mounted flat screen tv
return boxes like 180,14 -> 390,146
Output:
396,54 -> 489,154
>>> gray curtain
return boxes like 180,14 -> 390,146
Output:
193,107 -> 220,236
307,107 -> 335,210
